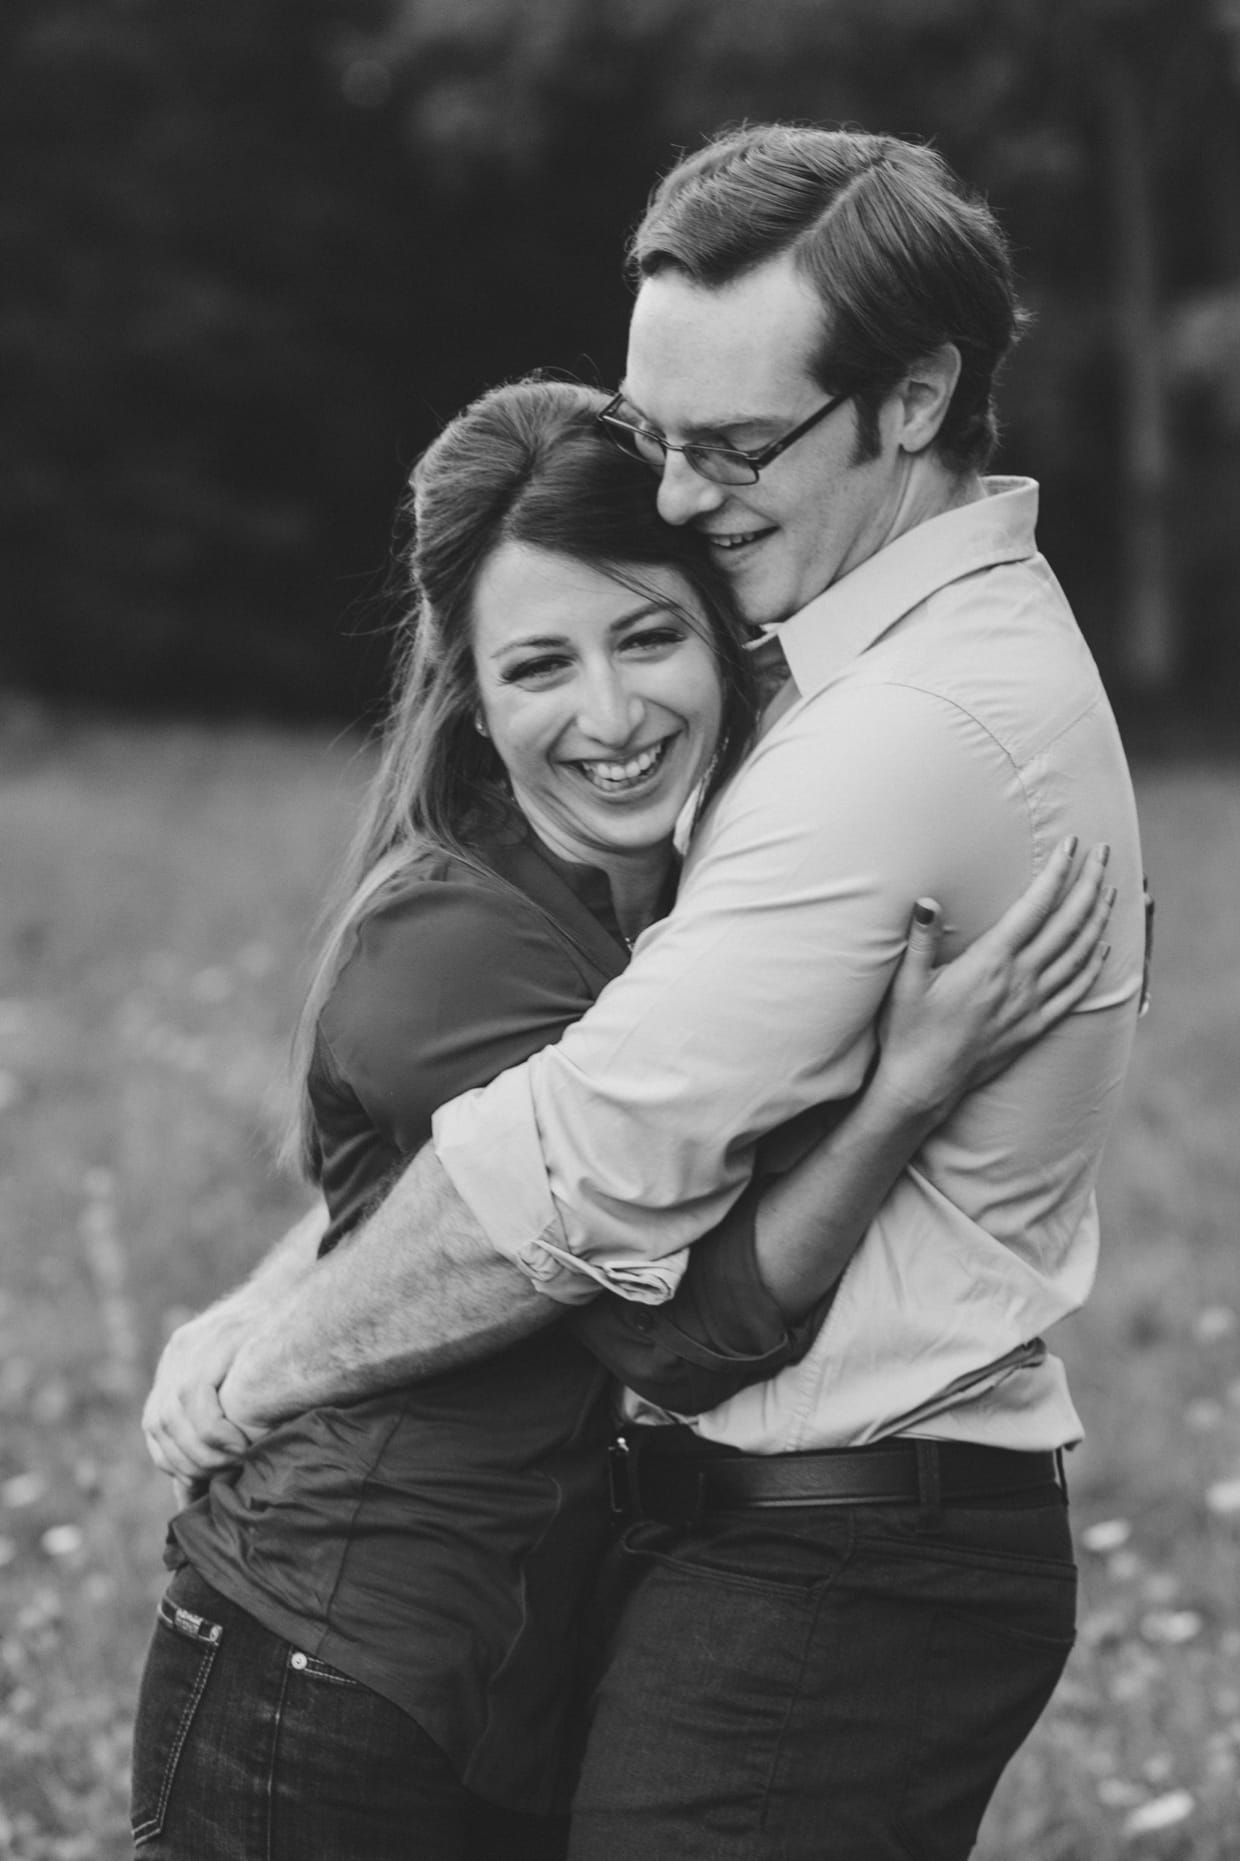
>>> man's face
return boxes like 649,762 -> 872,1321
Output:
622,256 -> 906,627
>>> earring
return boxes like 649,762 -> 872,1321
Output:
473,712 -> 488,738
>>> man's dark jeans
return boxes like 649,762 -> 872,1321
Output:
130,1564 -> 568,1861
569,1491 -> 1076,1860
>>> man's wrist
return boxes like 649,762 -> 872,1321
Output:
216,1344 -> 282,1436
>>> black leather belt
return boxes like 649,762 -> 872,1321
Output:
611,1433 -> 1065,1522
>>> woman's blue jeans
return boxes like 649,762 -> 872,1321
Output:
130,1564 -> 568,1861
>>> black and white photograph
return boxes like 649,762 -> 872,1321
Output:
2,3 -> 1238,1856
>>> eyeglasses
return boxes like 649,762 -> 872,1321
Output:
597,389 -> 852,487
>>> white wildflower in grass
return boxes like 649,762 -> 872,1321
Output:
1,1472 -> 47,1509
1121,1789 -> 1195,1837
40,1524 -> 83,1559
1082,1517 -> 1132,1553
1193,1305 -> 1238,1343
1140,1608 -> 1203,1644
1205,1475 -> 1240,1516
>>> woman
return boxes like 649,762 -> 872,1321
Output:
132,379 -> 1111,1860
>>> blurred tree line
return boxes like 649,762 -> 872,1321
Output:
3,0 -> 1238,722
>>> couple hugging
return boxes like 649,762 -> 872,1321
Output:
134,122 -> 1144,1861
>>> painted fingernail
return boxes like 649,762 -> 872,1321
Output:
1100,942 -> 1111,961
1105,885 -> 1117,908
913,901 -> 936,926
1065,835 -> 1079,858
1097,843 -> 1111,865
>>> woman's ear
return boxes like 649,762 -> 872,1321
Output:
894,343 -> 962,455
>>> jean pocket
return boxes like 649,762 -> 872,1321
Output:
130,1590 -> 223,1845
619,1511 -> 856,1600
891,1601 -> 1075,1861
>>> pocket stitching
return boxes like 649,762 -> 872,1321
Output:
131,1612 -> 222,1844
855,1531 -> 1076,1584
289,1651 -> 365,1687
619,1516 -> 858,1602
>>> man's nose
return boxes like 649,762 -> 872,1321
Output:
656,451 -> 727,527
577,665 -> 645,744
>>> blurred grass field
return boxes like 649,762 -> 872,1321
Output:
0,705 -> 1238,1859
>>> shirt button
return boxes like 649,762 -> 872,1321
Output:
632,1309 -> 654,1332
290,1651 -> 308,1670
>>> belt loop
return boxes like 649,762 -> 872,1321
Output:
608,1434 -> 633,1520
914,1440 -> 942,1529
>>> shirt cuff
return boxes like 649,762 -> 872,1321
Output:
665,1176 -> 825,1367
432,1067 -> 685,1307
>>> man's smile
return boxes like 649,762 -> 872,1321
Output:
702,527 -> 775,554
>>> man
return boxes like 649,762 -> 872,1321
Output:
146,126 -> 1145,1857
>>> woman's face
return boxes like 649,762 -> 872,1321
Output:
471,541 -> 726,867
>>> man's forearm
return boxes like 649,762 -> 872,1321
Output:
218,1145 -> 559,1431
225,1199 -> 329,1313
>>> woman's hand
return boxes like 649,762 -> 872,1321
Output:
875,837 -> 1115,1122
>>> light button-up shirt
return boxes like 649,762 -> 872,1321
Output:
433,479 -> 1145,1451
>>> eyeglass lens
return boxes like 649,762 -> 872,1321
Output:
606,418 -> 754,486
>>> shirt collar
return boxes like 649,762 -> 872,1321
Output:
775,476 -> 1040,697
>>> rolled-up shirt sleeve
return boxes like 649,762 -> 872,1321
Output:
432,681 -> 1026,1301
569,1172 -> 829,1413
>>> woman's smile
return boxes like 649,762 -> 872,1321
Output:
470,542 -> 725,875
567,732 -> 676,794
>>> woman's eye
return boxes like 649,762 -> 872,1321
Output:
622,626 -> 684,655
503,655 -> 571,684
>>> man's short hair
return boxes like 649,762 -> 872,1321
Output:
628,125 -> 1027,475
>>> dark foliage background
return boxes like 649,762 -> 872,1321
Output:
3,0 -> 1238,724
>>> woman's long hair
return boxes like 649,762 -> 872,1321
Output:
284,376 -> 758,1177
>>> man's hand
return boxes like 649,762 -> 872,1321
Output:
141,1200 -> 329,1490
142,1299 -> 260,1485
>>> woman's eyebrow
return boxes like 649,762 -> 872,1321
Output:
489,633 -> 568,658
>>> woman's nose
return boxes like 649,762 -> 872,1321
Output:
576,667 -> 644,745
